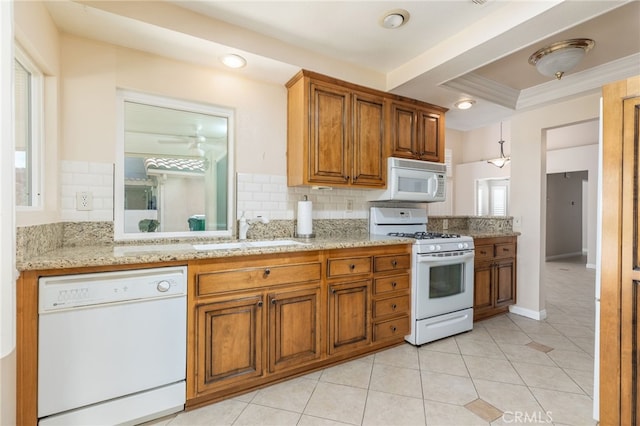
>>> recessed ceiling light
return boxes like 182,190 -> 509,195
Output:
454,99 -> 476,110
379,9 -> 410,29
220,54 -> 247,69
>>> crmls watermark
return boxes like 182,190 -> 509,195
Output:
502,410 -> 553,424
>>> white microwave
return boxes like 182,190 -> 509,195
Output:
368,157 -> 446,202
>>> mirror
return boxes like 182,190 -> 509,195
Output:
115,90 -> 234,240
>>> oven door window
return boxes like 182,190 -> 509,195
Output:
429,263 -> 464,298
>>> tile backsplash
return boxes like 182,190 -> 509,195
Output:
60,161 -> 114,221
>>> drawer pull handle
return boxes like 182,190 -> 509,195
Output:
480,250 -> 487,255
257,301 -> 263,307
349,264 -> 356,270
503,248 -> 509,252
391,260 -> 398,268
264,268 -> 271,276
391,326 -> 397,332
392,282 -> 397,288
392,304 -> 397,310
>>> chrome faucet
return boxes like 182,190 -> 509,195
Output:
238,213 -> 269,240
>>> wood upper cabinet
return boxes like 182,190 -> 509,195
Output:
287,71 -> 385,188
390,100 -> 445,162
473,236 -> 517,321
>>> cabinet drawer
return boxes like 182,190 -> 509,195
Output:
373,275 -> 410,295
373,295 -> 410,318
475,244 -> 494,261
197,263 -> 321,296
373,316 -> 410,341
374,254 -> 410,273
494,243 -> 516,259
327,257 -> 371,277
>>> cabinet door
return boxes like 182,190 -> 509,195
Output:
494,258 -> 516,307
389,102 -> 417,158
328,279 -> 370,354
352,92 -> 385,187
416,109 -> 444,162
195,295 -> 264,394
473,261 -> 494,318
308,81 -> 351,185
268,286 -> 322,373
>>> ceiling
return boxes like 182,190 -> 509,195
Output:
44,0 -> 640,131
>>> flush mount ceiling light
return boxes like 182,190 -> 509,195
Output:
454,99 -> 476,110
220,54 -> 247,69
487,122 -> 511,168
528,38 -> 595,80
379,9 -> 410,29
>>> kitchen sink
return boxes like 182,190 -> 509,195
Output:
193,240 -> 309,251
246,240 -> 309,248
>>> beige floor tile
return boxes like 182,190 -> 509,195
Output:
547,349 -> 594,371
568,336 -> 596,356
457,339 -> 506,360
550,323 -> 595,338
421,371 -> 478,405
301,369 -> 323,381
563,367 -> 595,396
473,379 -> 545,415
530,387 -> 597,426
477,315 -> 520,331
232,389 -> 259,403
297,415 -> 352,426
170,399 -> 246,425
362,390 -> 425,426
304,381 -> 367,425
370,363 -> 423,398
463,356 -> 523,385
418,335 -> 460,353
373,342 -> 419,369
497,342 -> 556,366
233,404 -> 300,426
319,358 -> 372,388
486,328 -> 532,345
424,400 -> 490,426
511,362 -> 584,394
418,349 -> 469,377
251,377 -> 317,412
454,326 -> 494,342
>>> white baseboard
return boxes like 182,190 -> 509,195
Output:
545,252 -> 584,261
509,305 -> 547,321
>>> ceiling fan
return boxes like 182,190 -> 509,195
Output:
158,128 -> 209,156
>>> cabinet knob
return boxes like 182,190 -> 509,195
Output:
480,250 -> 487,255
331,288 -> 336,294
264,268 -> 271,276
391,326 -> 397,332
271,299 -> 277,305
353,176 -> 358,181
349,264 -> 356,271
344,175 -> 350,181
392,282 -> 397,288
257,300 -> 263,307
391,260 -> 398,268
392,304 -> 397,310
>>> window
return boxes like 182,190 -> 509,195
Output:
14,46 -> 42,208
475,178 -> 509,216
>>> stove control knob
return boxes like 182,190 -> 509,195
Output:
436,245 -> 442,251
429,245 -> 436,251
458,243 -> 464,249
463,242 -> 469,249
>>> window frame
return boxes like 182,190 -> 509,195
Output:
14,44 -> 43,210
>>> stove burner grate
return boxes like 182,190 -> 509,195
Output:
388,231 -> 461,240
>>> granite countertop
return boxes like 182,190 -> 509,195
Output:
16,235 -> 414,272
454,230 -> 521,239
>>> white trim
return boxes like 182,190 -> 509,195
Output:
1,0 -> 16,357
509,305 -> 547,321
14,43 -> 43,210
545,251 -> 583,261
586,263 -> 596,270
442,73 -> 520,110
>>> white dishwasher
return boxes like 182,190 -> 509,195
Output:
38,266 -> 187,426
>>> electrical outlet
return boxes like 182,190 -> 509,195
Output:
346,199 -> 354,213
513,216 -> 522,231
76,192 -> 93,211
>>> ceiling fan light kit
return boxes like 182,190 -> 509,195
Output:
487,122 -> 511,168
528,38 -> 595,80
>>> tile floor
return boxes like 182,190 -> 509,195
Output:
151,256 -> 597,426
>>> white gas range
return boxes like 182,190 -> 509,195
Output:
370,207 -> 475,345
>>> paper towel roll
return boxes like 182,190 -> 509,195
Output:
296,200 -> 314,237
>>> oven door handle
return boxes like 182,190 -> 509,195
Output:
416,251 -> 475,265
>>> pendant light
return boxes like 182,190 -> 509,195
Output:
487,122 -> 511,168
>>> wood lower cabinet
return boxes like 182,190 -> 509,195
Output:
473,236 -> 517,321
328,279 -> 371,354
